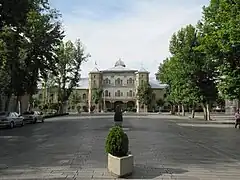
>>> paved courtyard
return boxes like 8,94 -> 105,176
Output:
0,114 -> 240,179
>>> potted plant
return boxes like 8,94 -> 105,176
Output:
105,126 -> 133,177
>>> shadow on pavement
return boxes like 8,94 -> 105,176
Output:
126,164 -> 188,179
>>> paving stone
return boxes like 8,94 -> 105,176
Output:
1,115 -> 240,179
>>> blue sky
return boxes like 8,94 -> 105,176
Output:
49,0 -> 210,77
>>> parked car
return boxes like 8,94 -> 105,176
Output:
0,111 -> 24,129
22,111 -> 44,124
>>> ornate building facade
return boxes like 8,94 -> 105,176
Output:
34,59 -> 168,113
88,59 -> 167,112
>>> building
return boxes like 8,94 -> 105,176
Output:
35,59 -> 168,113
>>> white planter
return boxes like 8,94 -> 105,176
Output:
108,153 -> 133,177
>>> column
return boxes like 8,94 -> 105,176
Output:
88,90 -> 92,113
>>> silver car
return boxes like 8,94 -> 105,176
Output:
0,112 -> 24,129
22,111 -> 44,124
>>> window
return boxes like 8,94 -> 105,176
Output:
163,93 -> 167,98
93,75 -> 96,78
115,78 -> 121,85
129,78 -> 133,84
93,80 -> 96,85
116,90 -> 121,97
133,92 -> 135,96
109,92 -> 111,97
104,78 -> 111,84
141,75 -> 144,78
127,92 -> 129,96
129,90 -> 133,97
83,93 -> 86,100
105,90 -> 109,97
121,92 -> 123,96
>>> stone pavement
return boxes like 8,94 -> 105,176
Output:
0,115 -> 240,179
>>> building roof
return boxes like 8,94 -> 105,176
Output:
102,59 -> 137,72
37,60 -> 167,90
149,77 -> 168,89
90,67 -> 100,73
37,77 -> 167,90
138,67 -> 149,73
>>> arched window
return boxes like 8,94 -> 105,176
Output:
109,92 -> 111,97
83,93 -> 86,100
129,90 -> 133,97
105,90 -> 108,97
129,78 -> 133,84
115,78 -> 121,85
108,79 -> 111,84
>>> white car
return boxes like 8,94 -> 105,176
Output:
22,111 -> 44,124
0,112 -> 24,129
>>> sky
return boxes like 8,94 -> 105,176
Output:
49,0 -> 209,78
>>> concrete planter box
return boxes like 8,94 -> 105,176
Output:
108,153 -> 133,177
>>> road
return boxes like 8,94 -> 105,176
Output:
0,115 -> 240,179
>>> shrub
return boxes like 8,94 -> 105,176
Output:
105,126 -> 129,157
90,105 -> 95,112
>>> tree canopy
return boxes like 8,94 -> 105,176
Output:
0,0 -> 87,113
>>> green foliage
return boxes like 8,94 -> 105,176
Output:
156,98 -> 165,107
92,88 -> 103,104
198,0 -> 240,100
56,40 -> 90,112
0,0 -> 64,111
137,81 -> 152,105
105,126 -> 129,157
156,24 -> 217,108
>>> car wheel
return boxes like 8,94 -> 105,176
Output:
10,121 -> 14,129
41,118 -> 44,123
21,121 -> 24,127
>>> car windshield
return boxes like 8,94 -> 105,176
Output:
22,111 -> 34,115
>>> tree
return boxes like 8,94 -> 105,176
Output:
198,0 -> 240,103
92,88 -> 103,112
157,24 -> 218,120
55,39 -> 89,113
156,98 -> 165,112
137,81 -> 152,111
0,0 -> 64,112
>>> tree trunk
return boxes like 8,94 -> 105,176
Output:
201,103 -> 207,120
181,105 -> 185,116
4,94 -> 11,111
96,103 -> 99,113
58,102 -> 65,114
177,105 -> 180,115
15,96 -> 22,114
191,104 -> 195,119
206,103 -> 211,121
171,105 -> 176,115
28,95 -> 33,111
